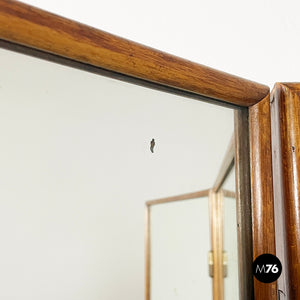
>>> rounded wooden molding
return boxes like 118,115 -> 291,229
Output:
0,0 -> 269,107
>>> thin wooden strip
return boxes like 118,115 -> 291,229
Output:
146,189 -> 210,206
249,94 -> 277,299
234,108 -> 254,300
216,191 -> 224,300
0,0 -> 269,106
145,205 -> 151,300
213,135 -> 235,192
209,190 -> 215,298
209,190 -> 224,300
222,189 -> 236,198
271,83 -> 300,299
270,84 -> 289,299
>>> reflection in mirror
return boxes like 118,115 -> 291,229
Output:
212,138 -> 238,299
149,196 -> 211,299
222,169 -> 238,299
147,141 -> 237,300
0,47 -> 237,299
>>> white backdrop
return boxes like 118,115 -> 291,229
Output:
21,0 -> 300,88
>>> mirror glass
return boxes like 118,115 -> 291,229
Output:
150,197 -> 211,299
0,47 -> 237,299
222,169 -> 238,299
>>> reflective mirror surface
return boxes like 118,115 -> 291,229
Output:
0,47 -> 236,299
222,169 -> 238,299
150,197 -> 211,299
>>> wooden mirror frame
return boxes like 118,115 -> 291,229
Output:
0,1 -> 276,299
271,83 -> 300,299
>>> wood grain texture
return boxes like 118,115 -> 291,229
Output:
271,83 -> 300,300
249,94 -> 277,300
234,108 -> 254,300
270,84 -> 290,300
0,0 -> 269,107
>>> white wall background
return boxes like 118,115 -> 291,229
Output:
21,0 -> 300,89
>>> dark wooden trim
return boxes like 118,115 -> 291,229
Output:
249,94 -> 277,300
234,108 -> 254,300
213,135 -> 235,192
146,189 -> 210,206
271,83 -> 300,300
0,0 -> 269,107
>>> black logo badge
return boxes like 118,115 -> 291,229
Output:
253,253 -> 282,283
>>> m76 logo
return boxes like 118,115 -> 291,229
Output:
255,264 -> 279,274
253,254 -> 282,283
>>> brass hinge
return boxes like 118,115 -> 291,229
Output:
208,251 -> 228,278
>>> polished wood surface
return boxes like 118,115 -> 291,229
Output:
270,84 -> 290,299
209,191 -> 224,300
234,108 -> 254,300
0,0 -> 269,107
249,94 -> 277,299
271,83 -> 300,300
